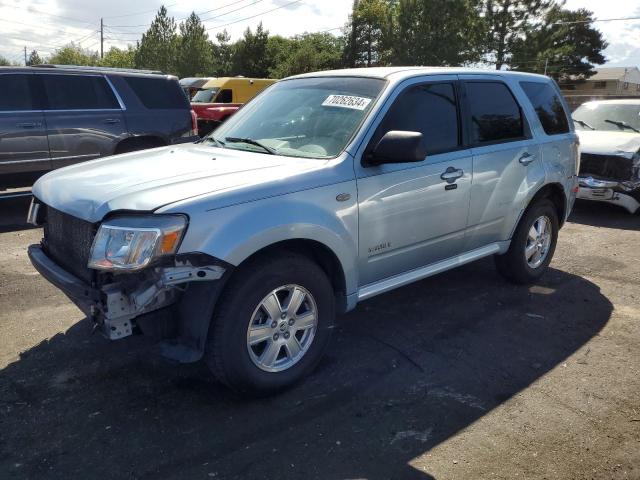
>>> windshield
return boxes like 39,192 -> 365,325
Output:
573,102 -> 640,132
192,88 -> 219,103
208,77 -> 386,158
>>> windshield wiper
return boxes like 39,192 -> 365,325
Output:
225,137 -> 277,155
604,119 -> 640,133
573,119 -> 595,130
198,136 -> 226,148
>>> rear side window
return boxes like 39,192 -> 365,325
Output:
42,74 -> 119,110
0,74 -> 34,111
465,82 -> 524,144
520,81 -> 570,135
372,82 -> 459,155
124,76 -> 189,109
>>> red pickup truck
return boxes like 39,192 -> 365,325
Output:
190,77 -> 276,136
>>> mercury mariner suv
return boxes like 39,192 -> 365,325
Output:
27,67 -> 578,395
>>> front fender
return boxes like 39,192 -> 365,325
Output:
176,181 -> 359,296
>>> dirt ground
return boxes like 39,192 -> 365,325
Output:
0,196 -> 638,480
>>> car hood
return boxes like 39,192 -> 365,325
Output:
577,130 -> 640,158
33,144 -> 329,223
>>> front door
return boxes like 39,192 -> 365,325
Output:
355,77 -> 472,286
0,73 -> 50,177
39,73 -> 127,169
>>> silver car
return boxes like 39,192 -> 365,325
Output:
27,67 -> 579,395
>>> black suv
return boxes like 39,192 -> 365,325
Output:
0,65 -> 198,188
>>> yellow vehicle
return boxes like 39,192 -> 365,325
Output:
191,77 -> 277,135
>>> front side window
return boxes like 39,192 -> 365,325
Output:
209,77 -> 385,158
0,74 -> 34,111
370,82 -> 459,155
572,102 -> 640,132
466,82 -> 524,144
520,81 -> 570,135
43,74 -> 119,110
215,89 -> 233,103
192,88 -> 219,103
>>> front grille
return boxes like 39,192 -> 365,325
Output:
43,205 -> 96,284
579,153 -> 635,182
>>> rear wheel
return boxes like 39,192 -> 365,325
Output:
204,253 -> 334,396
494,199 -> 559,284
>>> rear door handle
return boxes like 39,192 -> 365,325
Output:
519,152 -> 535,165
104,118 -> 120,124
440,166 -> 464,183
17,122 -> 40,128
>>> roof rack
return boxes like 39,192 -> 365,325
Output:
32,64 -> 165,75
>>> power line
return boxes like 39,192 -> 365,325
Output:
0,3 -> 93,25
205,0 -> 305,32
102,3 -> 177,20
553,16 -> 640,26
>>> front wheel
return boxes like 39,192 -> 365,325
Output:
204,253 -> 335,396
494,198 -> 559,284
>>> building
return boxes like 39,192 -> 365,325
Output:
561,67 -> 640,110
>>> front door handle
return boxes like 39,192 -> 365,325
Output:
519,152 -> 535,166
104,118 -> 120,124
440,166 -> 464,183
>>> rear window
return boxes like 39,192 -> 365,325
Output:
124,76 -> 189,109
42,74 -> 119,110
0,74 -> 34,111
520,81 -> 570,135
465,82 -> 524,144
192,88 -> 218,103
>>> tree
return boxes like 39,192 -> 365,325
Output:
100,46 -> 137,68
270,33 -> 345,77
481,0 -> 554,70
48,43 -> 99,66
211,30 -> 233,76
26,50 -> 43,66
0,56 -> 11,66
135,5 -> 178,73
392,0 -> 485,66
232,22 -> 272,77
176,12 -> 211,77
510,6 -> 606,80
345,0 -> 393,67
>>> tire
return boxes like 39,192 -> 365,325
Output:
204,252 -> 335,396
494,198 -> 559,284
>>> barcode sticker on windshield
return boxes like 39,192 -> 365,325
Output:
322,95 -> 372,110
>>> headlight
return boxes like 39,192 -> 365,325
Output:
88,215 -> 187,271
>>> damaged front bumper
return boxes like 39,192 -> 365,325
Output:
577,176 -> 640,214
28,244 -> 226,341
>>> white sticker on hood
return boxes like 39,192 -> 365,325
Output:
322,95 -> 372,110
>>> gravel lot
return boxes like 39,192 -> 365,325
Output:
0,196 -> 638,480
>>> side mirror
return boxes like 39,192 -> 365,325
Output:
364,130 -> 427,167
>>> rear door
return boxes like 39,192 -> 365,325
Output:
0,73 -> 50,176
459,76 -> 545,251
39,73 -> 127,169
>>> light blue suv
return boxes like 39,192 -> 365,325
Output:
27,67 -> 578,395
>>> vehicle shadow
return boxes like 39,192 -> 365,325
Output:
0,259 -> 612,480
0,196 -> 35,233
569,199 -> 640,231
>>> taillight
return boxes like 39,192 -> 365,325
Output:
190,109 -> 198,137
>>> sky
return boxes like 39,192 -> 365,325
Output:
0,0 -> 638,69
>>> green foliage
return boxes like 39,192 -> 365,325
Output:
345,0 -> 394,67
0,56 -> 11,66
27,50 -> 43,66
101,46 -> 136,68
510,6 -> 607,80
134,5 -> 178,73
212,30 -> 234,76
232,23 -> 272,77
48,43 -> 100,66
481,0 -> 554,69
392,0 -> 485,66
269,33 -> 345,77
176,12 -> 211,77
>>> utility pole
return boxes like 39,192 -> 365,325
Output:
24,46 -> 27,66
100,18 -> 104,59
544,58 -> 548,76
